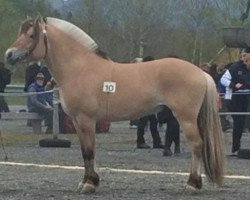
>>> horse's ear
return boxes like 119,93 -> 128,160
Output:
42,17 -> 47,24
34,14 -> 43,36
35,14 -> 43,24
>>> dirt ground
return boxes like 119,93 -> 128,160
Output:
0,113 -> 250,200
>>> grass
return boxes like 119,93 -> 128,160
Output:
1,133 -> 42,145
5,96 -> 26,105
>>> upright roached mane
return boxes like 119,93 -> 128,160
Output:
5,16 -> 225,195
47,17 -> 98,51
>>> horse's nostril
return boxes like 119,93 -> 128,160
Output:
7,51 -> 13,59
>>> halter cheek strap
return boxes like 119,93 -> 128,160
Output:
42,28 -> 49,58
27,24 -> 48,59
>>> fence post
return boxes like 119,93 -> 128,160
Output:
53,89 -> 59,139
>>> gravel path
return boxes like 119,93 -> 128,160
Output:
0,112 -> 250,200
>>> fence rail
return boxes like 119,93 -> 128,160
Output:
5,84 -> 24,93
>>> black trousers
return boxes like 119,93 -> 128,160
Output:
0,95 -> 9,112
137,114 -> 161,145
130,119 -> 139,126
229,94 -> 248,153
220,98 -> 232,131
163,108 -> 180,150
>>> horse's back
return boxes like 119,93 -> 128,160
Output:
106,58 -> 207,120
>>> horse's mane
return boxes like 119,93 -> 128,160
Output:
47,17 -> 98,51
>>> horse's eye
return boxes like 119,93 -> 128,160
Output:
30,34 -> 34,39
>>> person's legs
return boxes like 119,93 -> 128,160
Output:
163,117 -> 180,156
163,108 -> 180,156
231,95 -> 247,153
30,107 -> 53,133
148,114 -> 163,148
171,119 -> 180,154
130,119 -> 139,129
232,115 -> 245,153
137,116 -> 150,148
163,126 -> 173,156
0,96 -> 9,112
44,110 -> 53,133
220,98 -> 231,131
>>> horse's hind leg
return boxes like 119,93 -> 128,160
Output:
74,114 -> 99,193
181,119 -> 203,192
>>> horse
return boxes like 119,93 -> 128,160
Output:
5,16 -> 225,194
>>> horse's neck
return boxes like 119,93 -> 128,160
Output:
44,25 -> 101,85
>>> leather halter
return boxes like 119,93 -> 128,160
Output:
26,23 -> 48,59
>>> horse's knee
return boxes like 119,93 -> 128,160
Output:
187,174 -> 202,189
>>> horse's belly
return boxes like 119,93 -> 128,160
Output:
104,96 -> 162,121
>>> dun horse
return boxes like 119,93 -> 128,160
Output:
5,16 -> 224,194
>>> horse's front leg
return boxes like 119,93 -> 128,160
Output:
74,114 -> 99,193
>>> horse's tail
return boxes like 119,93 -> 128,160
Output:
197,72 -> 225,186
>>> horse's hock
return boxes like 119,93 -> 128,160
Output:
222,27 -> 250,48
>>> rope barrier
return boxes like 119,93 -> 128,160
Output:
219,91 -> 250,96
0,89 -> 54,97
219,112 -> 250,115
0,89 -> 250,116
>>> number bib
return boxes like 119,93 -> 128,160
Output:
103,82 -> 116,93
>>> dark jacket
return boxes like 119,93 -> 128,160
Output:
0,67 -> 11,92
228,60 -> 250,92
24,63 -> 41,92
27,82 -> 49,111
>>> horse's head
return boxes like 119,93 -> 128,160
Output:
5,15 -> 48,65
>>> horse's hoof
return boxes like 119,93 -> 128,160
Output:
76,182 -> 84,193
76,182 -> 96,194
83,183 -> 96,194
183,184 -> 199,194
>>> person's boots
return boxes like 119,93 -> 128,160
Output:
153,142 -> 164,148
163,148 -> 173,156
174,145 -> 180,155
137,142 -> 151,149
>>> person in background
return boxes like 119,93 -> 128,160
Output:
27,72 -> 53,133
0,62 -> 12,112
24,62 -> 41,92
158,55 -> 181,156
24,61 -> 51,92
220,50 -> 250,154
201,62 -> 220,84
218,63 -> 234,132
158,106 -> 180,156
136,56 -> 164,149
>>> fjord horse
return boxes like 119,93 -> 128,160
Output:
5,16 -> 224,194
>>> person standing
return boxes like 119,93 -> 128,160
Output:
220,51 -> 250,154
158,106 -> 180,156
136,56 -> 163,149
0,62 -> 11,112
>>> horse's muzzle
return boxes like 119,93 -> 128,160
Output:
5,48 -> 28,65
